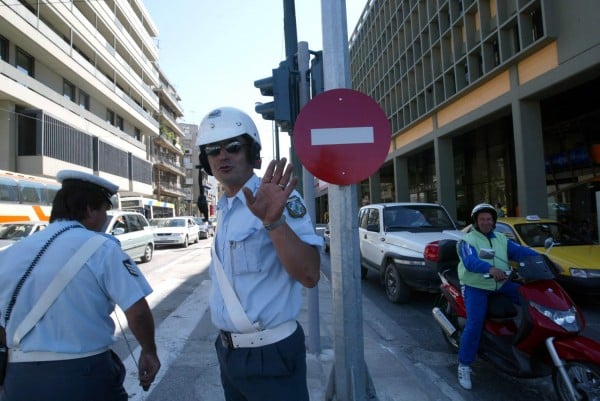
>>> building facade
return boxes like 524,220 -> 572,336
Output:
344,0 -> 599,239
0,0 -> 162,194
179,122 -> 217,219
152,67 -> 186,212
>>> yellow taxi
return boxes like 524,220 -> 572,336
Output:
487,216 -> 599,296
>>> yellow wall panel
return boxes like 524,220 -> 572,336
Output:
394,117 -> 433,149
518,42 -> 558,84
437,71 -> 510,127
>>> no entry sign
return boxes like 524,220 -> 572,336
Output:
293,88 -> 391,185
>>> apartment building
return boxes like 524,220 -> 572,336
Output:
344,0 -> 599,236
0,0 -> 160,195
179,122 -> 217,219
151,67 -> 186,211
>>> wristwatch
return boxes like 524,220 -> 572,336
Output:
264,215 -> 286,231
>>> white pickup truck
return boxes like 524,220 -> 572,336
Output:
358,202 -> 463,303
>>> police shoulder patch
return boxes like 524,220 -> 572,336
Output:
122,258 -> 139,276
286,195 -> 306,218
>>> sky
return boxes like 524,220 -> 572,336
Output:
142,0 -> 367,172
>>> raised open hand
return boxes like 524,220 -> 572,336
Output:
243,158 -> 298,224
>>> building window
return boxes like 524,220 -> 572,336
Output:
0,35 -> 8,62
116,115 -> 124,130
134,127 -> 141,141
78,89 -> 90,110
63,79 -> 76,102
16,47 -> 34,77
106,109 -> 115,125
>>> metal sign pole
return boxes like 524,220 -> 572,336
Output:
320,1 -> 376,400
298,41 -> 321,355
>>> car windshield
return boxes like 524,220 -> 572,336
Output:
514,222 -> 591,247
152,218 -> 185,228
0,224 -> 33,240
382,205 -> 455,231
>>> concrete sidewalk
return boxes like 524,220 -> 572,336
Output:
300,273 -> 459,401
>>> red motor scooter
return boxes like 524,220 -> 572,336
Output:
424,239 -> 600,401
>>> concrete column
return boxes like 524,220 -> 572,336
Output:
512,98 -> 548,217
0,101 -> 16,170
434,137 -> 457,220
369,171 -> 381,204
393,156 -> 410,202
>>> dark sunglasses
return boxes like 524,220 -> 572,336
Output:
205,141 -> 246,157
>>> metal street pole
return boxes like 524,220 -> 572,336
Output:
298,41 -> 320,355
321,0 -> 377,400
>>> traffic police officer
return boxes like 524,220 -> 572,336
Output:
197,107 -> 322,401
0,170 -> 160,401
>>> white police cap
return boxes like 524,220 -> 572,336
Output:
57,170 -> 119,194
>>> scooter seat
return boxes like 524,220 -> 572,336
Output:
487,294 -> 518,319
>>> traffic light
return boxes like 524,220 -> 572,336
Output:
254,58 -> 298,132
310,51 -> 324,97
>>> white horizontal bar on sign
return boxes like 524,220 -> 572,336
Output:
311,127 -> 374,145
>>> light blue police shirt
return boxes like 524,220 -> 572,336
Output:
0,220 -> 153,353
210,174 -> 323,332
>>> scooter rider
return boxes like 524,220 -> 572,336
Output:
456,203 -> 538,390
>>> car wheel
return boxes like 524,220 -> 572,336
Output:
140,243 -> 153,263
384,262 -> 411,304
182,235 -> 189,248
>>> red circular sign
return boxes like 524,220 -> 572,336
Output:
293,89 -> 391,185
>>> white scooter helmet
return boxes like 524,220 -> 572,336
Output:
196,107 -> 262,175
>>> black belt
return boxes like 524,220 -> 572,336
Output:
219,330 -> 234,349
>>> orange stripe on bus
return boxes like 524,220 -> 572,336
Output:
33,205 -> 50,221
0,216 -> 31,223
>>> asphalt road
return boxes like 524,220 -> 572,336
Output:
320,242 -> 600,401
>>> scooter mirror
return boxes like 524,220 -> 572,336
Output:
479,248 -> 495,259
544,237 -> 554,249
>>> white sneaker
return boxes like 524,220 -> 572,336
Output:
458,364 -> 472,390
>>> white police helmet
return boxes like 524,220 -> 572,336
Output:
196,107 -> 261,147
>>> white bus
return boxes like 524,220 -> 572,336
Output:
119,196 -> 175,220
0,169 -> 60,223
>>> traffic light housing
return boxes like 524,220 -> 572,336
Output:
310,51 -> 324,97
254,58 -> 298,132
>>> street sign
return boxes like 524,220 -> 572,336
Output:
293,88 -> 391,185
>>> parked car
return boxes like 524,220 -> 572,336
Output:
150,216 -> 199,248
0,221 -> 48,252
193,217 -> 214,239
359,203 -> 463,303
462,215 -> 600,297
103,210 -> 154,263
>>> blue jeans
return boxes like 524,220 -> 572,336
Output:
458,282 -> 520,366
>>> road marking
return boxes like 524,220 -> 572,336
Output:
119,279 -> 212,399
311,127 -> 374,145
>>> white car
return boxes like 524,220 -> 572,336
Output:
103,211 -> 154,263
150,217 -> 199,248
359,203 -> 463,303
0,221 -> 48,252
